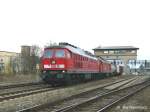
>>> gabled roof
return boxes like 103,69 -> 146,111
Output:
0,51 -> 19,54
0,51 -> 20,56
93,46 -> 139,50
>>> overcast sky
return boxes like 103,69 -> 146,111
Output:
0,0 -> 150,59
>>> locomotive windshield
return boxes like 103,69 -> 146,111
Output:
55,50 -> 65,57
43,49 -> 65,58
43,50 -> 53,58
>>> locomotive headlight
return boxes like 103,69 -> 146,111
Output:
62,70 -> 65,73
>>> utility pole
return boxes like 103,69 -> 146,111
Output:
134,60 -> 136,74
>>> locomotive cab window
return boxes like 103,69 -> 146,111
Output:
55,50 -> 65,58
44,50 -> 53,58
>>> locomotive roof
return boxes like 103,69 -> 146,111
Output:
45,45 -> 98,60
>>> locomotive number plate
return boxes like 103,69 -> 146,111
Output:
44,64 -> 65,68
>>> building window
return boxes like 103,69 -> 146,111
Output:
114,50 -> 120,54
114,50 -> 126,54
0,58 -> 3,62
116,56 -> 119,59
131,50 -> 136,53
104,51 -> 108,54
109,50 -> 114,54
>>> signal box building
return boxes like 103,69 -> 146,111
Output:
93,46 -> 139,73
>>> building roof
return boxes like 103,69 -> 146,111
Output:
0,51 -> 20,57
93,46 -> 139,50
0,51 -> 19,54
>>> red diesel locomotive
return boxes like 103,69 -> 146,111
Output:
40,42 -> 123,85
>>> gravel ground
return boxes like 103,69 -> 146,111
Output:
0,74 -> 148,112
0,75 -> 135,112
109,85 -> 150,112
0,74 -> 42,84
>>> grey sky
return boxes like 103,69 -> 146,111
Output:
0,0 -> 150,59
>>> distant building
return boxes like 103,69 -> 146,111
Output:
93,46 -> 139,73
0,45 -> 40,75
0,51 -> 20,74
21,45 -> 31,57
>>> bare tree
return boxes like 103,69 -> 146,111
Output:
29,45 -> 42,73
44,41 -> 57,47
30,45 -> 42,57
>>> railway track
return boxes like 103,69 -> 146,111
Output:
52,79 -> 150,112
0,82 -> 57,102
0,82 -> 44,90
17,76 -> 143,112
0,87 -> 55,102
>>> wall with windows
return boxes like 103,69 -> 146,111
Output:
94,50 -> 137,56
94,50 -> 137,63
0,51 -> 19,74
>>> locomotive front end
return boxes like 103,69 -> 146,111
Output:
41,48 -> 68,84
